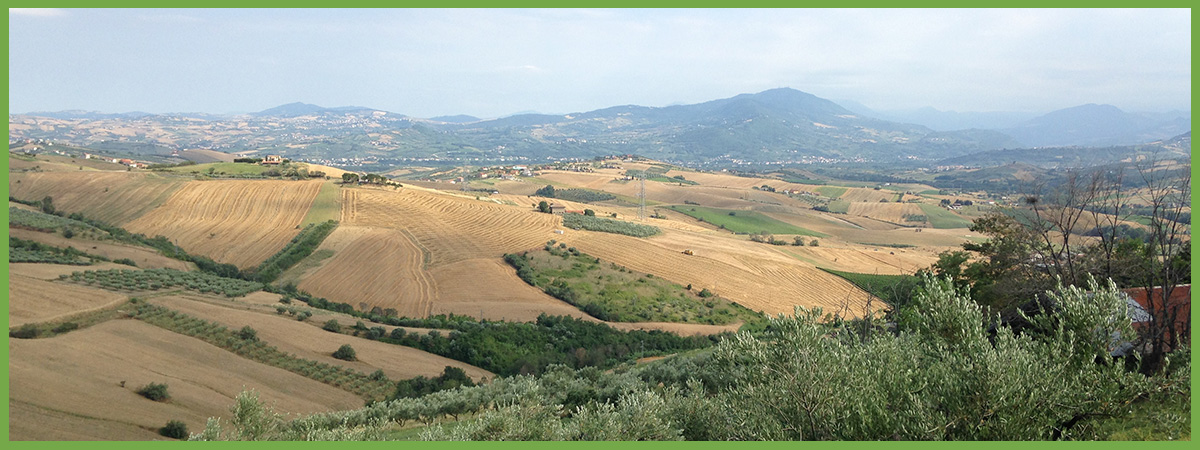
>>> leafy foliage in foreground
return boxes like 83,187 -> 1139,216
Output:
68,268 -> 263,297
561,213 -> 660,237
196,275 -> 1183,441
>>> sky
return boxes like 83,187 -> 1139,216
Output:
8,8 -> 1192,118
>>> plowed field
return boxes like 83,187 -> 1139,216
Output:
124,180 -> 323,269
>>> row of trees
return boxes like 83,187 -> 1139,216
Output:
341,173 -> 388,184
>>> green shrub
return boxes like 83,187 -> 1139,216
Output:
137,382 -> 170,402
51,322 -> 80,334
333,344 -> 357,361
323,320 -> 342,333
159,420 -> 189,439
9,324 -> 40,339
238,326 -> 258,342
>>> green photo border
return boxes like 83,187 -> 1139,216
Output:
2,4 -> 1194,448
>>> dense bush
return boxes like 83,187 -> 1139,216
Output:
159,420 -> 189,439
562,214 -> 660,237
137,382 -> 171,402
333,344 -> 357,361
391,366 -> 476,400
238,326 -> 258,342
322,320 -> 342,333
9,324 -> 40,339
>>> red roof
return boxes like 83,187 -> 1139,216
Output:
1123,285 -> 1190,349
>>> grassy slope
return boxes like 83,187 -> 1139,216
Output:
301,181 -> 341,226
164,162 -> 268,175
820,268 -> 918,306
666,205 -> 825,236
511,248 -> 762,325
815,186 -> 849,198
918,204 -> 974,229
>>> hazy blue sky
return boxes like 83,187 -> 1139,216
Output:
8,8 -> 1191,118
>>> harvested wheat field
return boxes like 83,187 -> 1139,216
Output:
834,226 -> 977,250
8,261 -> 133,280
839,187 -> 900,203
8,273 -> 128,327
341,187 -> 559,267
9,228 -> 193,271
297,226 -> 437,318
566,228 -> 874,316
8,320 -> 362,441
8,171 -> 186,224
124,179 -> 323,269
427,259 -> 594,321
846,202 -> 926,223
148,294 -> 493,382
792,246 -> 937,275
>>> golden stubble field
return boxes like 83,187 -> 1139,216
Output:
9,228 -> 193,271
146,294 -> 493,382
9,171 -> 187,224
8,266 -> 128,326
298,188 -> 595,321
123,179 -> 323,269
9,320 -> 363,441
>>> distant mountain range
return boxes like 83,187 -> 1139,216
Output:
840,101 -> 1189,148
999,104 -> 1190,148
10,88 -> 1190,167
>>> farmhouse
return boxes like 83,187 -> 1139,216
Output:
262,155 -> 283,165
549,203 -> 566,214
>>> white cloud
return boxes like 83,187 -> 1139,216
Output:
10,8 -> 65,17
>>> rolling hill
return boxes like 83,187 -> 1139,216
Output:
11,88 -> 1023,165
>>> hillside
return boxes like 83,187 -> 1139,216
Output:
10,88 -> 1021,165
1001,104 -> 1189,147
